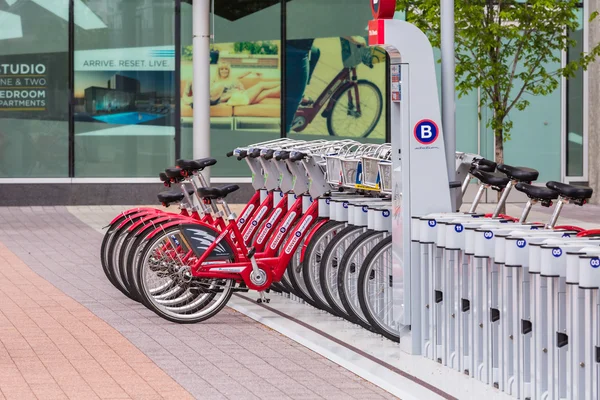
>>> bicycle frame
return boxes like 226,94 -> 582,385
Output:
292,67 -> 358,132
186,200 -> 319,291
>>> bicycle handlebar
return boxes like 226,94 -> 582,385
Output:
289,152 -> 306,162
249,149 -> 262,158
226,151 -> 234,157
263,149 -> 275,160
275,151 -> 290,161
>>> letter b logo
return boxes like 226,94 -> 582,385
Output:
414,120 -> 439,145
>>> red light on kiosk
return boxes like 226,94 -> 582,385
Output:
371,0 -> 396,20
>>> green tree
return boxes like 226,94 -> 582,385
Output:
396,0 -> 600,166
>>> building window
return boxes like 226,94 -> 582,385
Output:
180,0 -> 282,177
285,0 -> 387,143
0,0 -> 70,177
566,6 -> 584,178
73,0 -> 176,177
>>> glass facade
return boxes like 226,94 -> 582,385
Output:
0,0 -> 69,177
0,0 -> 587,182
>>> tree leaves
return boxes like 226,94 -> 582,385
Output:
396,0 -> 600,149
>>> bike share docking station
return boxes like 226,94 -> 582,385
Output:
368,1 -> 454,354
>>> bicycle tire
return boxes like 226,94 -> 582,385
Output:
118,215 -> 169,302
302,220 -> 346,313
357,236 -> 399,342
319,225 -> 364,319
338,229 -> 384,330
106,219 -> 139,300
136,225 -> 232,323
326,79 -> 383,138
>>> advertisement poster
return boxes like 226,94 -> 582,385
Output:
181,40 -> 281,131
286,36 -> 387,139
0,52 -> 69,120
73,46 -> 175,127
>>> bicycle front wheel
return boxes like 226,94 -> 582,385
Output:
327,79 -> 383,138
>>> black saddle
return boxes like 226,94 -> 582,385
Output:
176,158 -> 217,172
515,182 -> 559,201
197,185 -> 240,200
157,188 -> 195,205
471,158 -> 496,173
546,181 -> 593,202
164,167 -> 185,179
497,164 -> 539,182
472,170 -> 509,189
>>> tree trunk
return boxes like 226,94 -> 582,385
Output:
495,127 -> 506,215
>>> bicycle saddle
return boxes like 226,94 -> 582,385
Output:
515,182 -> 559,201
472,158 -> 496,173
164,167 -> 185,179
497,164 -> 539,182
157,188 -> 195,206
471,170 -> 509,189
159,172 -> 169,182
176,158 -> 217,172
197,185 -> 240,200
546,181 -> 593,201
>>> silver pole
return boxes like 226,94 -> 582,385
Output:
192,0 -> 211,180
441,0 -> 456,209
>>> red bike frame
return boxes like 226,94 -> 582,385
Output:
183,197 -> 319,291
292,67 -> 360,132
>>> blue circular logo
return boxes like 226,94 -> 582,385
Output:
454,224 -> 464,233
251,220 -> 258,226
591,258 -> 600,268
562,233 -> 571,238
530,226 -> 539,230
383,210 -> 390,217
362,206 -> 369,212
343,202 -> 349,209
280,192 -> 284,197
414,119 -> 439,145
552,248 -> 563,258
309,197 -> 313,202
239,218 -> 245,224
484,231 -> 494,240
294,194 -> 298,199
266,223 -> 272,228
326,198 -> 330,204
280,227 -> 286,233
295,232 -> 302,237
516,239 -> 526,248
428,220 -> 437,227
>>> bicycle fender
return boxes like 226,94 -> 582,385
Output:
108,207 -> 160,226
300,218 -> 329,263
128,214 -> 185,233
143,218 -> 198,240
115,210 -> 159,230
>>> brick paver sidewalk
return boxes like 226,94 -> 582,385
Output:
0,243 -> 192,400
0,207 -> 397,400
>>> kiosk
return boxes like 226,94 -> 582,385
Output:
368,0 -> 453,354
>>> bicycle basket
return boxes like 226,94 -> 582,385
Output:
360,156 -> 381,189
325,156 -> 344,186
341,158 -> 361,188
379,161 -> 393,194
